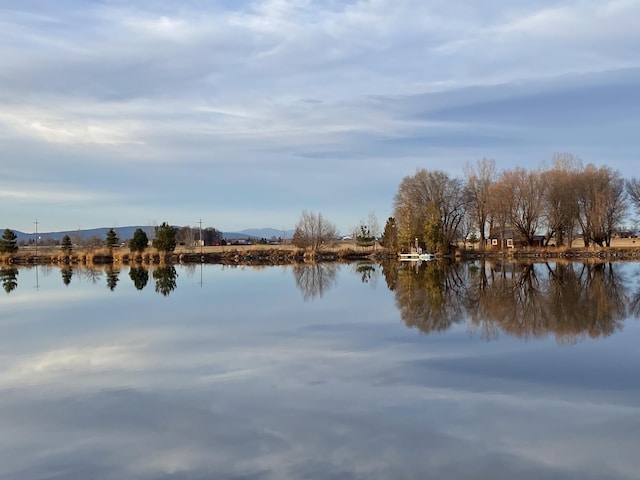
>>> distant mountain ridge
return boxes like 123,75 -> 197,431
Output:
237,228 -> 294,239
9,226 -> 142,242
6,226 -> 294,242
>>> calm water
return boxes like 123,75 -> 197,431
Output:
1,261 -> 639,480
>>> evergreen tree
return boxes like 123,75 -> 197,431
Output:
153,222 -> 177,253
105,228 -> 119,249
0,229 -> 18,254
380,217 -> 398,252
60,235 -> 73,255
129,228 -> 149,253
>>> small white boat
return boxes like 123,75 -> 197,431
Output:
399,253 -> 436,261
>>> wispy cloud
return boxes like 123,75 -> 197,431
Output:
1,0 -> 638,231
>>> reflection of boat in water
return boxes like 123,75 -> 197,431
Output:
399,253 -> 436,261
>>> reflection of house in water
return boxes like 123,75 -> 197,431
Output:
487,228 -> 546,249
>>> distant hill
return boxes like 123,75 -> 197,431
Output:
7,226 -> 294,242
9,226 -> 145,242
237,228 -> 294,239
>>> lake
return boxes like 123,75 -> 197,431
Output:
1,260 -> 639,479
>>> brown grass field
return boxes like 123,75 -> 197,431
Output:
1,240 -> 376,265
3,237 -> 640,265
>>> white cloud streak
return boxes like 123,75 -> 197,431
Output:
1,0 -> 639,231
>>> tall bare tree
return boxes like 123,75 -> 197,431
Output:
496,167 -> 547,246
541,154 -> 582,247
177,226 -> 195,248
292,210 -> 337,250
464,158 -> 496,249
576,165 -> 627,247
367,211 -> 380,249
393,169 -> 468,254
626,178 -> 640,215
487,180 -> 512,248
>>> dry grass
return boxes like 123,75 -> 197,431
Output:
175,243 -> 299,254
3,237 -> 639,266
462,237 -> 640,251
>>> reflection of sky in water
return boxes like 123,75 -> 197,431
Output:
0,264 -> 639,479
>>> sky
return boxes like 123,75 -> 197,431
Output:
1,0 -> 639,235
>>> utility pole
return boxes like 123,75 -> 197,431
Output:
34,219 -> 39,259
198,218 -> 203,255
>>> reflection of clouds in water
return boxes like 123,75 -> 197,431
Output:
1,263 -> 639,479
0,288 -> 104,316
1,322 -> 639,479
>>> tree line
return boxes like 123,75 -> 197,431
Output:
4,154 -> 638,257
383,260 -> 635,342
1,223 -> 226,257
385,155 -> 640,254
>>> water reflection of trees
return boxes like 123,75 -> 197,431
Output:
1,267 -> 19,293
129,266 -> 149,290
293,262 -> 338,301
353,262 -> 379,286
105,266 -> 120,291
61,267 -> 73,286
153,266 -> 178,296
389,260 -> 632,342
628,271 -> 640,318
393,261 -> 469,333
82,267 -> 103,284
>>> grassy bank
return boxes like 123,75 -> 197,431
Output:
4,238 -> 640,266
0,243 -> 386,266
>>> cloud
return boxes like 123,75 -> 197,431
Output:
1,1 -> 639,232
0,184 -> 125,206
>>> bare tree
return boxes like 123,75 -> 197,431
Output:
494,167 -> 547,246
368,211 -> 380,250
603,173 -> 627,246
464,158 -> 496,249
541,154 -> 582,247
576,165 -> 627,247
626,178 -> 640,215
353,212 -> 381,250
177,226 -> 195,249
487,180 -> 512,249
292,210 -> 337,250
393,169 -> 468,254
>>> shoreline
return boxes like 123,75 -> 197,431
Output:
0,246 -> 387,266
3,243 -> 640,266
